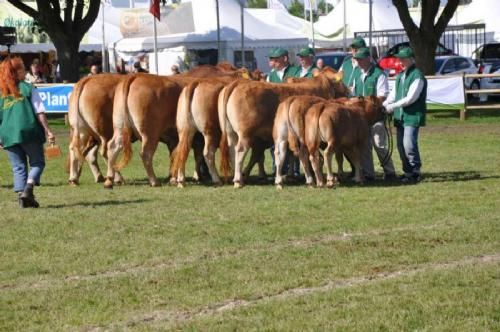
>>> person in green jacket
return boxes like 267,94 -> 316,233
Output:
0,57 -> 55,208
266,47 -> 299,178
383,47 -> 427,184
266,47 -> 299,83
296,47 -> 318,78
340,37 -> 366,89
351,47 -> 396,182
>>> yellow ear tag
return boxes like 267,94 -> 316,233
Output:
241,72 -> 250,79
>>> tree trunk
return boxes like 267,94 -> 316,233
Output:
50,28 -> 82,83
410,37 -> 438,75
54,41 -> 81,83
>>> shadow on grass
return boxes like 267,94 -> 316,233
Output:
363,170 -> 494,188
45,198 -> 153,209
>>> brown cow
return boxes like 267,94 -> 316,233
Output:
273,95 -> 328,189
104,74 -> 185,188
104,67 -> 252,189
172,74 -> 265,187
68,74 -> 127,185
306,96 -> 386,187
219,67 -> 348,188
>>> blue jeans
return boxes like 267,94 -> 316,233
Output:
396,125 -> 422,176
5,142 -> 46,192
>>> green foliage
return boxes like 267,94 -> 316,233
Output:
247,0 -> 267,8
288,0 -> 305,19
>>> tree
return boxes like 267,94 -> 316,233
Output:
392,0 -> 459,75
7,0 -> 101,82
247,0 -> 266,8
288,0 -> 305,19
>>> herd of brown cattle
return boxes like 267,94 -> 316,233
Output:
67,62 -> 386,190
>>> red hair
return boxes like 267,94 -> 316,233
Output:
0,56 -> 24,98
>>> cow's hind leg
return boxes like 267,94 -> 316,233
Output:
140,137 -> 161,187
298,145 -> 314,187
85,144 -> 105,183
104,132 -> 124,189
324,143 -> 337,188
274,139 -> 288,189
233,137 -> 250,188
203,133 -> 222,186
175,129 -> 196,188
335,151 -> 344,182
309,148 -> 325,187
345,147 -> 363,184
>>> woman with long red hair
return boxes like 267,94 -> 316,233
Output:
0,56 -> 55,208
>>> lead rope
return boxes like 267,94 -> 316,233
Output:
380,114 -> 393,167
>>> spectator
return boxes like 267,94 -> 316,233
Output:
133,62 -> 148,73
88,64 -> 100,76
316,57 -> 325,70
0,57 -> 55,208
383,47 -> 427,184
170,64 -> 181,75
25,61 -> 46,84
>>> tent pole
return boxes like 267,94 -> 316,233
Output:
216,0 -> 221,63
101,1 -> 106,72
309,1 -> 315,49
241,1 -> 245,68
343,0 -> 346,51
369,0 -> 373,56
153,14 -> 158,74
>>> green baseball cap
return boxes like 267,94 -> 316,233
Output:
268,47 -> 288,58
296,47 -> 315,57
395,46 -> 415,58
350,37 -> 366,49
353,47 -> 371,59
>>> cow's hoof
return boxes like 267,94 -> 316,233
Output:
114,179 -> 124,186
177,182 -> 185,188
327,180 -> 335,188
68,179 -> 79,186
234,181 -> 242,189
213,181 -> 223,187
103,178 -> 114,189
150,182 -> 162,187
96,175 -> 105,183
276,184 -> 283,190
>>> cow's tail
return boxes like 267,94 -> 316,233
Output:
114,75 -> 136,171
219,80 -> 238,180
68,76 -> 91,166
171,81 -> 199,176
285,98 -> 301,157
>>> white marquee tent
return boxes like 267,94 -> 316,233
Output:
314,0 -> 500,50
110,0 -> 310,74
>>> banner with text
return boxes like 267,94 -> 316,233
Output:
36,84 -> 74,113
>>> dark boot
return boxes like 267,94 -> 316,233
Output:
18,192 -> 26,208
20,183 -> 39,208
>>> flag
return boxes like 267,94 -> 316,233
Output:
150,0 -> 160,21
267,0 -> 286,10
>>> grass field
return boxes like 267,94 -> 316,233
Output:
1,110 -> 499,331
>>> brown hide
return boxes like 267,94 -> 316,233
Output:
68,73 -> 127,185
220,68 -> 347,186
106,74 -> 183,188
306,96 -> 385,186
104,66 -> 259,188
